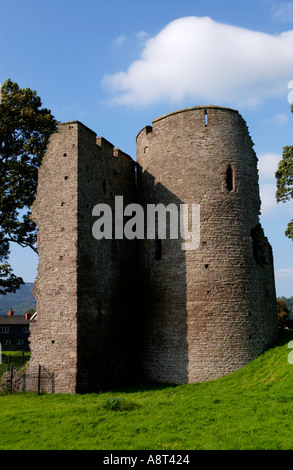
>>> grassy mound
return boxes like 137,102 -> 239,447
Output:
0,330 -> 292,450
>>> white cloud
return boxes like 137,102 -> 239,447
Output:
263,113 -> 288,125
272,2 -> 293,22
102,16 -> 293,108
112,35 -> 127,48
259,183 -> 279,215
258,153 -> 281,215
111,31 -> 149,49
258,152 -> 293,216
258,152 -> 281,181
136,30 -> 149,41
288,80 -> 293,104
275,268 -> 293,278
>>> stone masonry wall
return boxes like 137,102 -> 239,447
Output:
29,121 -> 137,393
136,106 -> 278,384
29,122 -> 79,393
29,106 -> 278,393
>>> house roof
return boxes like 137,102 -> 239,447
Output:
0,315 -> 36,325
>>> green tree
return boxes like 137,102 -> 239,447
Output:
24,307 -> 36,315
0,79 -> 58,294
280,296 -> 293,317
276,298 -> 290,327
0,231 -> 24,294
275,103 -> 293,240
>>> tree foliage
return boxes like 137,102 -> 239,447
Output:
279,296 -> 293,316
0,79 -> 58,294
276,298 -> 290,328
275,103 -> 293,240
0,228 -> 24,294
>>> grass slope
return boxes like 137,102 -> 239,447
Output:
0,330 -> 292,450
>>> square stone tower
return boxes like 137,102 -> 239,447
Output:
29,121 -> 137,393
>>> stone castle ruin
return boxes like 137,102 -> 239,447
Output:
28,105 -> 278,393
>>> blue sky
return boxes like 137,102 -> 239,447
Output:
1,0 -> 293,297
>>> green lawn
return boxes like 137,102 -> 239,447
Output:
0,351 -> 30,374
0,330 -> 292,450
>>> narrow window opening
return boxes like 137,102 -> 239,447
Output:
226,165 -> 234,192
155,237 -> 162,261
204,110 -> 208,127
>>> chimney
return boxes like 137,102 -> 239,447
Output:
7,308 -> 14,316
25,313 -> 32,320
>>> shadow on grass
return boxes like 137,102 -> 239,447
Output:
273,328 -> 293,347
103,329 -> 293,395
102,376 -> 179,395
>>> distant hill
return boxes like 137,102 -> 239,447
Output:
0,283 -> 36,315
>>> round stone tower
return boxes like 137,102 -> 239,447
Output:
136,105 -> 278,384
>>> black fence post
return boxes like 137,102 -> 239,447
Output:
37,364 -> 41,395
7,354 -> 11,372
22,350 -> 24,367
10,365 -> 13,394
22,371 -> 26,393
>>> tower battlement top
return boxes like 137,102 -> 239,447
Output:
153,105 -> 239,123
136,105 -> 240,140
